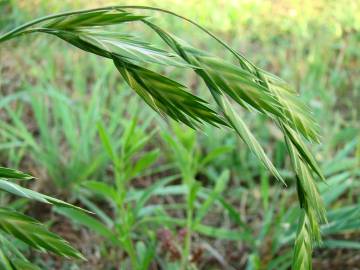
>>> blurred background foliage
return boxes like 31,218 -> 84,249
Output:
0,0 -> 359,269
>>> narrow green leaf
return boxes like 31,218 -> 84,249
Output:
113,58 -> 227,128
221,97 -> 286,185
0,167 -> 33,181
0,208 -> 84,259
283,125 -> 324,181
0,180 -> 88,213
82,181 -> 119,204
292,211 -> 312,270
11,259 -> 42,270
131,149 -> 159,178
193,223 -> 248,241
146,22 -> 286,185
322,239 -> 360,249
80,30 -> 192,67
55,207 -> 119,245
0,249 -> 14,270
194,170 -> 229,224
200,146 -> 232,167
44,10 -> 146,29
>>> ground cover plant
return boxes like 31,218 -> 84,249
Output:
0,1 -> 359,269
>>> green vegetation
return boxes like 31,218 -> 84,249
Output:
0,167 -> 85,269
0,1 -> 359,269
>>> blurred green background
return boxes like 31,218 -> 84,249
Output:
0,0 -> 359,269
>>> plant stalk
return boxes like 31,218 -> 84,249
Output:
115,161 -> 138,269
0,5 -> 253,70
